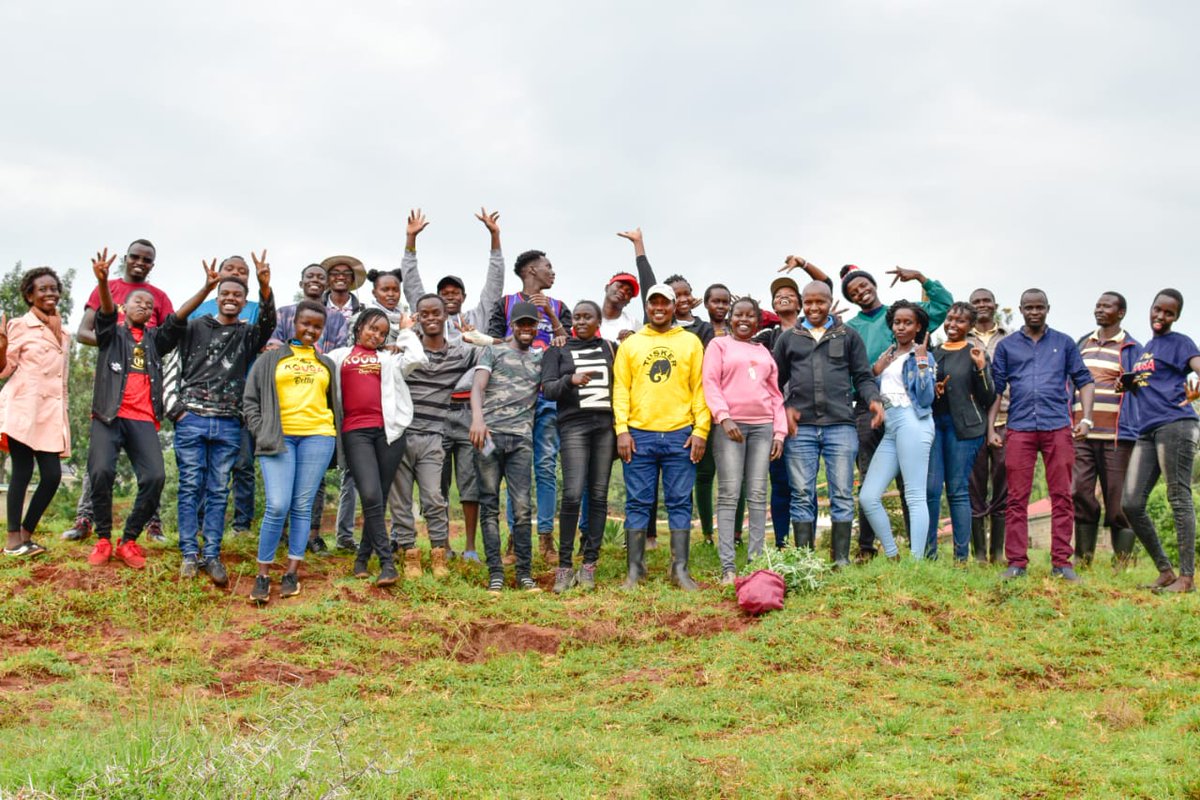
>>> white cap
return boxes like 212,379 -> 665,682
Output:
646,283 -> 676,302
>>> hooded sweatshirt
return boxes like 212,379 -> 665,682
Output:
613,324 -> 710,437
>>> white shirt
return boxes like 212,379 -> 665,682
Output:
880,355 -> 911,407
599,308 -> 640,342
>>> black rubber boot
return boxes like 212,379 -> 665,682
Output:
791,520 -> 815,550
1073,522 -> 1099,568
1111,527 -> 1136,571
622,529 -> 647,590
988,515 -> 1006,564
668,529 -> 699,591
830,521 -> 852,568
970,517 -> 988,563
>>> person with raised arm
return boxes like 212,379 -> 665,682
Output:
173,252 -> 276,586
989,289 -> 1094,581
486,246 -> 570,565
400,207 -> 505,562
614,285 -> 710,591
63,239 -> 174,545
1120,289 -> 1200,594
774,281 -> 883,566
0,268 -> 71,558
389,294 -> 481,572
84,249 -> 213,569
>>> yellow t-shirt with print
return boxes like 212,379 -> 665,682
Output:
275,347 -> 336,436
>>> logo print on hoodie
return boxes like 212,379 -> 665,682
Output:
642,347 -> 677,383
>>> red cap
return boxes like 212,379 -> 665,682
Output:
607,272 -> 640,296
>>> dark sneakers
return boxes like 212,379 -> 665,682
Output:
62,517 -> 92,542
336,536 -> 357,553
204,559 -> 229,587
280,572 -> 300,598
353,559 -> 370,579
1001,566 -> 1028,580
376,563 -> 399,587
251,575 -> 270,604
518,575 -> 541,593
487,574 -> 505,595
307,536 -> 328,555
552,567 -> 575,593
145,519 -> 166,544
576,563 -> 597,590
180,557 -> 199,578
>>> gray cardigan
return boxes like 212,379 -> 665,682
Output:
243,344 -> 342,462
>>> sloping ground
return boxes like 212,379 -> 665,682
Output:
0,533 -> 1198,798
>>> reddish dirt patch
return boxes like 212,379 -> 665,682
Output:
609,667 -> 670,685
448,622 -> 564,663
210,660 -> 350,697
656,611 -> 757,637
26,563 -> 126,592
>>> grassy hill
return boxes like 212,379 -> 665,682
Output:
1,531 -> 1198,798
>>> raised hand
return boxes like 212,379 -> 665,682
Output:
397,313 -> 414,330
616,228 -> 643,245
251,250 -> 271,288
916,331 -> 929,360
202,258 -> 220,287
92,248 -> 116,281
778,255 -> 812,274
887,266 -> 926,287
475,207 -> 499,233
408,209 -> 430,237
969,344 -> 987,370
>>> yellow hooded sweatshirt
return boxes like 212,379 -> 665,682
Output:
613,324 -> 710,437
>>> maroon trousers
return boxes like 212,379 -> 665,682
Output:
1004,428 -> 1076,568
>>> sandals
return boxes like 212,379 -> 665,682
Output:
3,541 -> 47,557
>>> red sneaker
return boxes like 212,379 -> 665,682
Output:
87,538 -> 113,566
115,539 -> 146,569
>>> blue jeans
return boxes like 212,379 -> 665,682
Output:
926,414 -> 983,560
769,455 -> 792,547
175,413 -> 242,561
231,426 -> 256,529
861,405 -> 935,557
783,424 -> 858,523
507,396 -> 558,534
257,435 -> 337,563
476,433 -> 534,577
622,427 -> 696,531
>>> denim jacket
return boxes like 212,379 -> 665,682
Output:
886,351 -> 937,418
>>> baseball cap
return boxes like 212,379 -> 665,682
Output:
646,283 -> 675,302
511,301 -> 539,323
770,276 -> 800,299
437,275 -> 466,292
608,272 -> 640,296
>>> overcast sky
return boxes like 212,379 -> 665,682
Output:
2,1 -> 1197,338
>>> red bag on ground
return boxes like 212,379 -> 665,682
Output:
734,570 -> 785,615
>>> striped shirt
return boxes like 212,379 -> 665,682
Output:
1073,329 -> 1127,441
406,340 -> 479,435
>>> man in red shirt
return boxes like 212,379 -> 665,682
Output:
63,239 -> 175,544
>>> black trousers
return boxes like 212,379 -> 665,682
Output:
88,417 -> 165,540
6,436 -> 62,534
558,422 -> 615,564
341,427 -> 406,566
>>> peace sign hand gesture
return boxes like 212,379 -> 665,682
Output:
886,266 -> 926,287
92,248 -> 116,282
202,258 -> 220,288
251,250 -> 271,290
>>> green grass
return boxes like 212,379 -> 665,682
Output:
2,521 -> 1199,799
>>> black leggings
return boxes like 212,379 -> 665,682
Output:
558,422 -> 615,564
342,427 -> 406,566
7,437 -> 62,534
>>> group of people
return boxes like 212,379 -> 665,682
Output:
1,211 -> 1197,601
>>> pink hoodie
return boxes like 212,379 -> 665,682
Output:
702,337 -> 787,439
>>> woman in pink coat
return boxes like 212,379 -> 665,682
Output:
0,267 -> 71,557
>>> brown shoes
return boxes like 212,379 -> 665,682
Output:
430,547 -> 450,578
404,548 -> 423,579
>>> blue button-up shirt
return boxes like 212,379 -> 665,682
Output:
992,327 -> 1093,432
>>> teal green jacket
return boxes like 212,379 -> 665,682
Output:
845,279 -> 954,363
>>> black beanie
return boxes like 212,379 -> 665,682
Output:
839,264 -> 876,301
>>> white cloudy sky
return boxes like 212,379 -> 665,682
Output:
2,1 -> 1197,337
